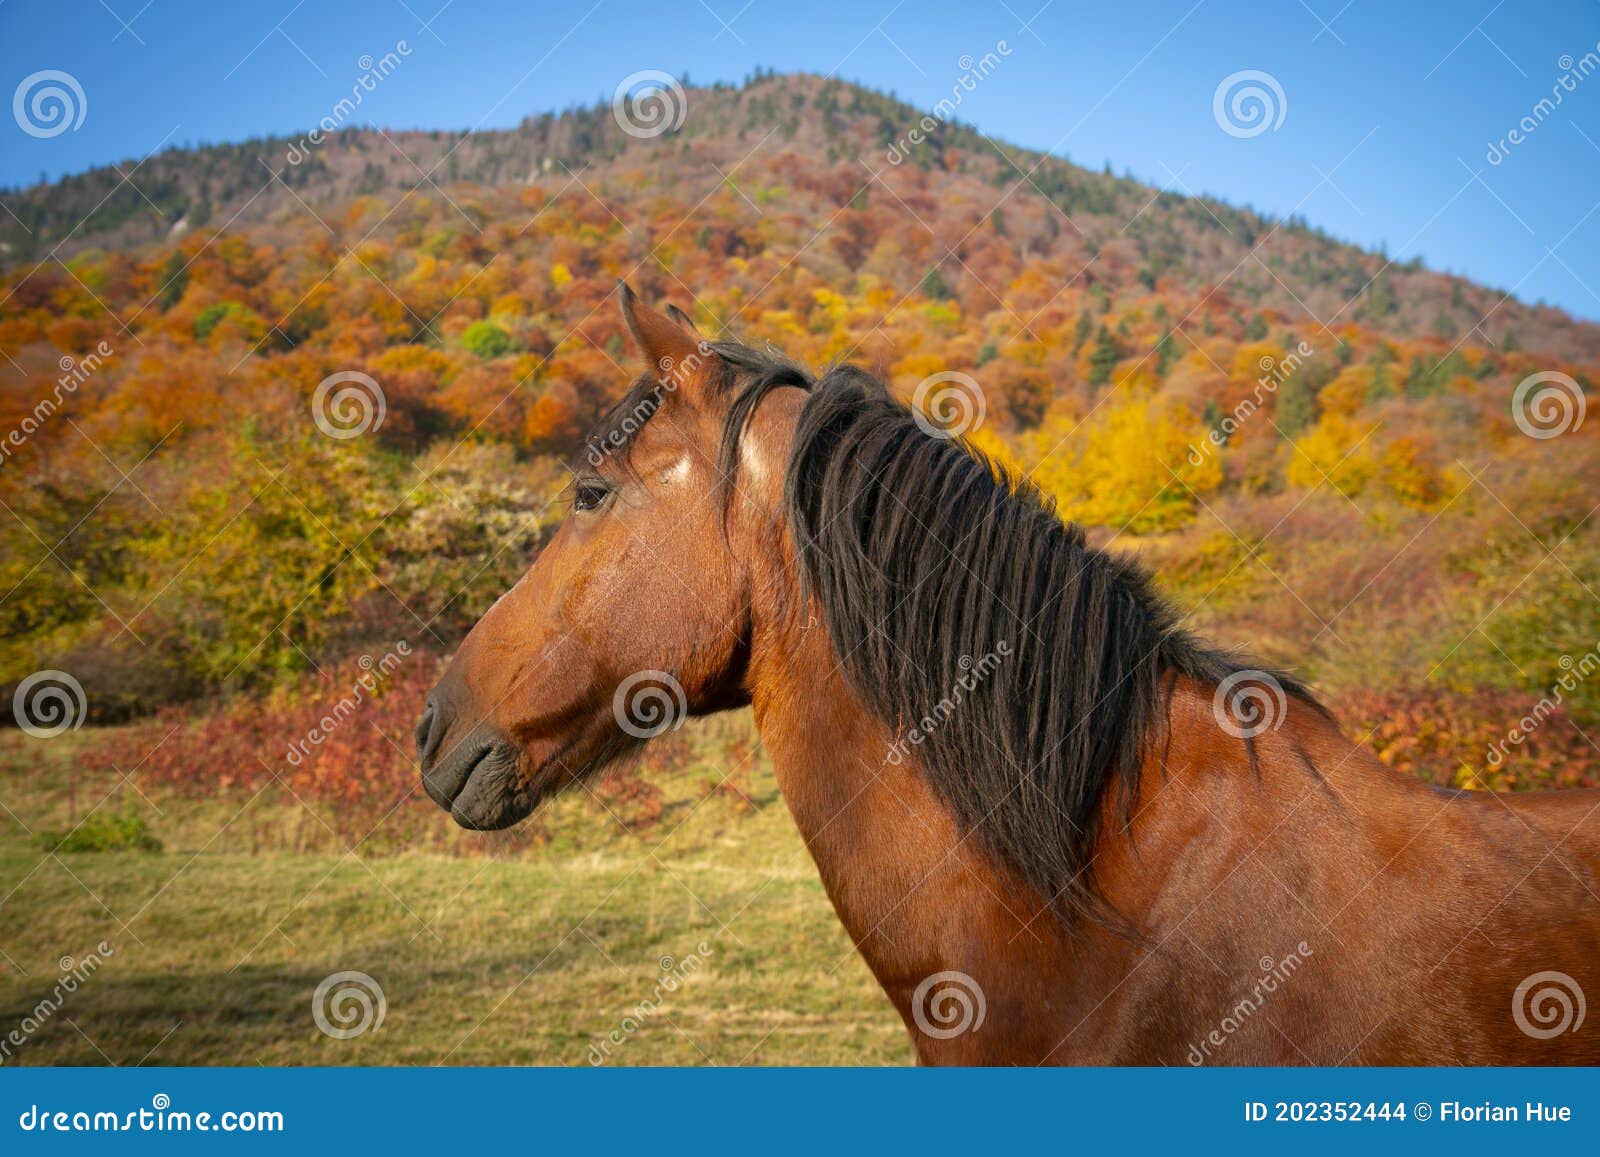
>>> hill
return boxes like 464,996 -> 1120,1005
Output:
1,71 -> 1597,775
3,72 -> 1595,361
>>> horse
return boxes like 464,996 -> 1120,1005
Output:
416,285 -> 1600,1065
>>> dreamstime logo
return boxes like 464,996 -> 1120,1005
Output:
285,41 -> 414,165
1511,370 -> 1586,439
16,1093 -> 282,1133
311,971 -> 386,1040
1188,942 -> 1313,1064
285,642 -> 412,767
0,342 -> 115,469
585,339 -> 714,467
1512,970 -> 1586,1040
885,41 -> 1013,164
911,971 -> 986,1039
1212,70 -> 1287,139
311,371 -> 386,440
612,670 -> 687,739
653,345 -> 711,386
587,941 -> 713,1064
13,69 -> 87,139
912,371 -> 986,439
612,70 -> 687,139
12,670 -> 87,738
1485,643 -> 1600,770
1187,341 -> 1316,464
886,641 -> 1011,766
1,941 -> 113,1065
1212,670 -> 1287,739
1487,45 -> 1600,165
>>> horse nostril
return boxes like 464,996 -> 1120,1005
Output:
415,701 -> 442,764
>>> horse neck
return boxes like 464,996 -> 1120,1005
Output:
744,584 -> 1173,1060
740,530 -> 1340,1061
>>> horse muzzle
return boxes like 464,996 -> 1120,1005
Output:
416,699 -> 532,830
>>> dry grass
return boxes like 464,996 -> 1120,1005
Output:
0,718 -> 910,1066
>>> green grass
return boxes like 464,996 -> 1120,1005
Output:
37,809 -> 163,854
0,719 -> 909,1066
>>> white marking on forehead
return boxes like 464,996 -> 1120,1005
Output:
659,455 -> 693,485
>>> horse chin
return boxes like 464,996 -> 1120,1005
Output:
447,731 -> 617,831
446,741 -> 541,831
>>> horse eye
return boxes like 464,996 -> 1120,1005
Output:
573,481 -> 611,513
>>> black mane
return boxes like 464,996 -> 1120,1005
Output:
598,339 -> 1318,924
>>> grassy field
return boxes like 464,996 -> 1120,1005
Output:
0,718 -> 909,1066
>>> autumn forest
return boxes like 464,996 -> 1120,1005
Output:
2,70 -> 1599,858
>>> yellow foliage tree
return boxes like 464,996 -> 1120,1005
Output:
372,344 -> 456,384
1232,341 -> 1286,386
1286,413 -> 1378,496
892,352 -> 951,387
1318,364 -> 1375,417
1378,435 -> 1455,510
1023,396 -> 1222,533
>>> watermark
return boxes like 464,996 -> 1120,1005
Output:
1511,370 -> 1585,439
285,642 -> 412,767
1187,942 -> 1313,1064
1212,670 -> 1288,740
886,641 -> 1011,765
13,69 -> 86,138
587,941 -> 713,1064
11,670 -> 87,738
311,971 -> 386,1040
612,70 -> 687,139
17,1095 -> 283,1133
612,670 -> 687,740
1,942 -> 114,1064
1487,47 -> 1600,165
284,42 -> 413,165
1188,341 -> 1316,464
911,970 -> 986,1039
1213,70 -> 1287,139
312,370 -> 386,439
885,42 -> 1013,164
0,342 -> 116,469
1485,643 -> 1599,768
585,339 -> 715,467
1512,970 -> 1586,1039
911,370 -> 986,440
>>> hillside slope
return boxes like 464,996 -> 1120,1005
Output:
3,72 -> 1594,362
1,71 -> 1597,745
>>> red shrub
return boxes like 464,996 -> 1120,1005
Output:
81,651 -> 449,848
1335,686 -> 1599,792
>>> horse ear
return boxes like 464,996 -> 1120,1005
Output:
664,303 -> 700,334
618,282 -> 708,384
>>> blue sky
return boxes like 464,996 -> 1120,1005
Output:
3,0 -> 1599,318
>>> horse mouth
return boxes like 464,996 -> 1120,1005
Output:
422,735 -> 535,831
